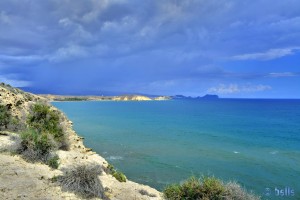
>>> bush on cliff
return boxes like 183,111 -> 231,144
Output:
19,129 -> 60,168
47,155 -> 59,169
0,104 -> 12,130
58,164 -> 104,198
224,182 -> 260,200
27,103 -> 64,141
105,163 -> 127,182
113,171 -> 127,182
19,129 -> 53,159
163,176 -> 260,200
0,104 -> 23,132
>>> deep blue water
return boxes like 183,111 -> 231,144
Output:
53,99 -> 300,199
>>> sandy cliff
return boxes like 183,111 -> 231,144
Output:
0,84 -> 162,200
112,95 -> 152,101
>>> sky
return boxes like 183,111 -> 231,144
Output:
0,0 -> 300,98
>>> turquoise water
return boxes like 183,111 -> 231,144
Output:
53,99 -> 300,199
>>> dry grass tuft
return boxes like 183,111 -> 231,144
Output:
58,163 -> 104,198
139,189 -> 157,197
225,181 -> 260,200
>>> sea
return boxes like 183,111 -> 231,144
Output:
52,99 -> 300,199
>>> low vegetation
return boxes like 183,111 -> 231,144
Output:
19,129 -> 60,168
27,103 -> 64,141
225,182 -> 260,200
20,129 -> 54,160
47,155 -> 59,169
58,164 -> 104,198
0,104 -> 24,132
163,176 -> 260,200
112,171 -> 127,183
105,163 -> 127,182
15,103 -> 68,169
0,104 -> 11,130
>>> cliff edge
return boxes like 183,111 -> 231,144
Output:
0,83 -> 162,200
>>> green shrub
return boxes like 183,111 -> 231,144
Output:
200,177 -> 226,199
18,103 -> 67,164
105,163 -> 127,182
181,177 -> 203,199
51,175 -> 58,182
106,163 -> 116,174
47,155 -> 59,169
163,176 -> 260,200
113,171 -> 127,182
27,103 -> 63,141
0,105 -> 11,130
20,129 -> 54,161
164,177 -> 203,200
0,105 -> 24,132
7,116 -> 24,132
15,100 -> 23,107
58,164 -> 104,198
164,184 -> 183,200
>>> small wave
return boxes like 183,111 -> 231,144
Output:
107,156 -> 123,160
270,151 -> 278,155
233,151 -> 240,154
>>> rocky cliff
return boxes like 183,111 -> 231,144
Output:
112,95 -> 152,101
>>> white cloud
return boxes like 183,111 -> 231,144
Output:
268,72 -> 298,77
208,84 -> 272,94
0,54 -> 44,62
1,0 -> 300,96
0,76 -> 31,87
231,47 -> 300,61
0,11 -> 11,24
48,45 -> 87,62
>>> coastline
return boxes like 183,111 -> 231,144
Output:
40,94 -> 171,102
55,115 -> 162,199
1,84 -> 270,199
0,84 -> 162,199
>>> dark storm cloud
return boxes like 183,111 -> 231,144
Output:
0,0 -> 300,96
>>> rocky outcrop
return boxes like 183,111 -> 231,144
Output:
0,84 -> 46,123
153,96 -> 171,101
112,95 -> 152,101
0,84 -> 162,200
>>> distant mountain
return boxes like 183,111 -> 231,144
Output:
172,94 -> 219,100
198,94 -> 219,100
172,95 -> 193,99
